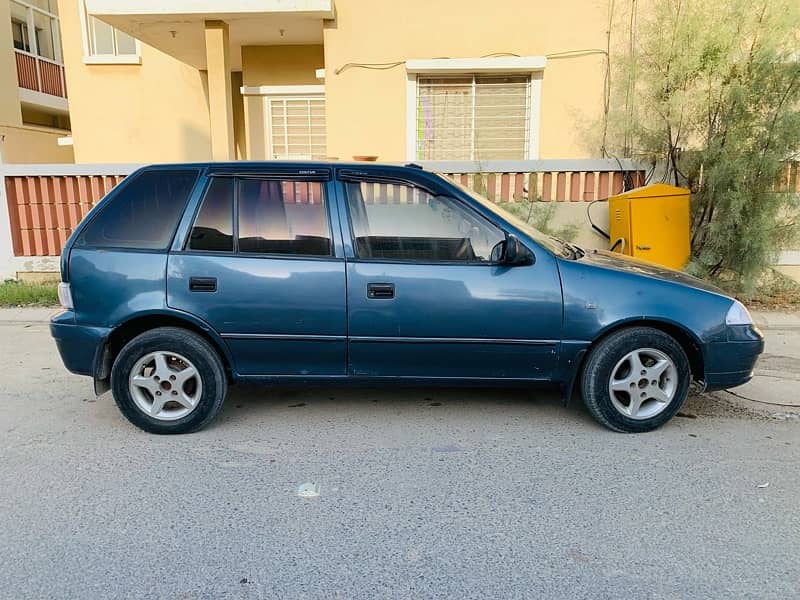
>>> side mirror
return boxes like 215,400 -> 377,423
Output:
501,234 -> 533,266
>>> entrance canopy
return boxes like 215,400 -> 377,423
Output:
84,0 -> 335,69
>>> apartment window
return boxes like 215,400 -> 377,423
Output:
416,75 -> 533,161
11,19 -> 29,52
80,1 -> 139,63
267,96 -> 326,160
10,0 -> 60,61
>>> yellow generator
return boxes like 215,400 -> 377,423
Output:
608,183 -> 691,270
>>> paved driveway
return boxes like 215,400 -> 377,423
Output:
1,318 -> 798,599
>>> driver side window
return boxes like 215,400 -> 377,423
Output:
344,181 -> 504,263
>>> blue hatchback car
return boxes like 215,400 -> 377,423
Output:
50,162 -> 763,434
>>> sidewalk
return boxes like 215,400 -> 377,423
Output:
0,307 -> 59,323
752,310 -> 800,330
728,310 -> 800,415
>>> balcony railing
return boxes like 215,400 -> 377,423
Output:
15,49 -> 67,99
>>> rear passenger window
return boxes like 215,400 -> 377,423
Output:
76,169 -> 198,250
189,178 -> 233,252
238,179 -> 331,256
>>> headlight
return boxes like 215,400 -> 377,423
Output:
725,299 -> 752,325
57,282 -> 73,310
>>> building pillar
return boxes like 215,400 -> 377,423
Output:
204,20 -> 235,161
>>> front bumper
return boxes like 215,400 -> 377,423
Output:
702,325 -> 765,392
50,310 -> 111,377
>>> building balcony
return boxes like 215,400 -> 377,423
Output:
14,49 -> 68,113
10,0 -> 68,114
84,0 -> 335,70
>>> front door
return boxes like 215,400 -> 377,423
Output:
339,175 -> 563,380
167,169 -> 346,376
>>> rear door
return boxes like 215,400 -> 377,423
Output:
337,172 -> 563,380
167,167 -> 347,376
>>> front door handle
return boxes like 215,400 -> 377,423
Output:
367,282 -> 394,299
189,277 -> 217,292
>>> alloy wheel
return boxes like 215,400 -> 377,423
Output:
607,348 -> 678,420
128,351 -> 203,421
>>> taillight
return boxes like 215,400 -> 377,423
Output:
57,282 -> 73,310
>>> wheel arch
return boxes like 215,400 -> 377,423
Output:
590,318 -> 704,381
95,310 -> 234,390
563,317 -> 705,404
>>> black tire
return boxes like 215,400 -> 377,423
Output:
580,326 -> 690,433
110,327 -> 227,434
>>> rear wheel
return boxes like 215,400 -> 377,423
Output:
581,327 -> 690,433
110,327 -> 227,434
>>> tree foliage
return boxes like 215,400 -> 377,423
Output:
605,0 -> 800,293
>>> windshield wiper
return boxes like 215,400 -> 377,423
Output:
566,241 -> 585,259
549,237 -> 584,260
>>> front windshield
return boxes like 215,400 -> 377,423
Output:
438,174 -> 577,258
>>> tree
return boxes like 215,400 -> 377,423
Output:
604,0 -> 800,294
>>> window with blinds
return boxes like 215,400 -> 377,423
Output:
268,96 -> 327,160
416,75 -> 531,160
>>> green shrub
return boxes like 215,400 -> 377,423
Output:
605,0 -> 800,294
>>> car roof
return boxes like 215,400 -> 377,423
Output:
141,160 -> 430,172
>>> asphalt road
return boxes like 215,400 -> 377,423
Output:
1,320 -> 798,599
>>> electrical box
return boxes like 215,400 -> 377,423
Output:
608,183 -> 691,270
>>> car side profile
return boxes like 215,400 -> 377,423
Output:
50,162 -> 764,434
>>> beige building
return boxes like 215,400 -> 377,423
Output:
0,0 -> 74,162
52,0 -> 610,164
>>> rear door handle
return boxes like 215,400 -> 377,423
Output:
189,277 -> 217,292
367,282 -> 394,299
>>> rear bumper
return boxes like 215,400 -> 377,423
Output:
50,310 -> 111,377
702,326 -> 765,392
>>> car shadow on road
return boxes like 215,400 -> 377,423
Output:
210,383 -> 599,430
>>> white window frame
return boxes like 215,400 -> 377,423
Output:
242,85 -> 326,161
11,18 -> 30,52
10,0 -> 63,63
78,0 -> 141,65
405,56 -> 545,161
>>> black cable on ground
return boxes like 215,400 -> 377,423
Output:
722,389 -> 800,408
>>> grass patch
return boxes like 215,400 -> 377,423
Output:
0,279 -> 59,307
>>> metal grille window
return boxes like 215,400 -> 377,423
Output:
416,75 -> 531,160
268,96 -> 327,160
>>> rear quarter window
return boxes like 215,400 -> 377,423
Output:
75,169 -> 199,250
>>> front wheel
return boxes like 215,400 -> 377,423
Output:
110,327 -> 227,434
581,327 -> 690,433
